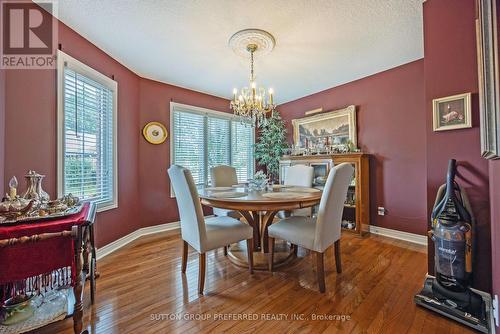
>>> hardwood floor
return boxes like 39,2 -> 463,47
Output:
38,230 -> 475,334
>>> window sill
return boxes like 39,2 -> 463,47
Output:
96,202 -> 118,213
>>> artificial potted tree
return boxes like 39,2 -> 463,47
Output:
254,111 -> 288,183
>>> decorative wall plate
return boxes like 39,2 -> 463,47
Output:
143,122 -> 168,144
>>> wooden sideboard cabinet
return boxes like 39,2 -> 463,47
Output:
279,153 -> 370,235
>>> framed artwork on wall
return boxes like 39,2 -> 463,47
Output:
292,105 -> 357,149
432,93 -> 472,132
476,0 -> 500,159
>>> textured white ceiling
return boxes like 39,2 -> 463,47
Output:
52,0 -> 423,104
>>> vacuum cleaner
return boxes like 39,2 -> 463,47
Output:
414,159 -> 493,333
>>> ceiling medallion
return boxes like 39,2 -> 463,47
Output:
229,29 -> 276,58
229,29 -> 276,127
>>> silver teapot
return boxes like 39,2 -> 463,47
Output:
22,170 -> 50,202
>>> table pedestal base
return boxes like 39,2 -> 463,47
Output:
227,239 -> 297,271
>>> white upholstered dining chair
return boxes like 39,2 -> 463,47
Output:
210,165 -> 241,220
211,165 -> 238,187
285,164 -> 314,188
168,165 -> 254,294
268,163 -> 354,293
279,164 -> 314,218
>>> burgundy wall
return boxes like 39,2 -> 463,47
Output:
2,5 -> 234,247
278,60 -> 427,235
278,0 -> 492,292
138,78 -> 231,228
4,21 -> 141,248
423,0 -> 491,291
2,2 -> 497,298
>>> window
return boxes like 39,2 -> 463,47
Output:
57,51 -> 118,211
170,103 -> 254,190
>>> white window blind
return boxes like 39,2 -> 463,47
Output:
171,103 -> 254,189
207,117 -> 230,184
57,51 -> 117,211
232,121 -> 254,182
173,111 -> 205,185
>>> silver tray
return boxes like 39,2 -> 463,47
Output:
0,202 -> 84,226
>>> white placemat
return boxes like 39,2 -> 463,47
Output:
271,185 -> 292,189
204,186 -> 233,191
284,187 -> 320,193
262,192 -> 307,199
209,192 -> 247,198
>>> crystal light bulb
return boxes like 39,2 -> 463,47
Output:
9,176 -> 17,188
251,82 -> 256,89
233,88 -> 237,95
8,176 -> 18,199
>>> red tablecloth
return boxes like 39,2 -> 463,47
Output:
0,203 -> 90,292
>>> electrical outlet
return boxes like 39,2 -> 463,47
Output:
493,294 -> 499,328
377,207 -> 386,216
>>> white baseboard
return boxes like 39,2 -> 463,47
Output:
368,225 -> 428,246
96,221 -> 180,260
96,219 -> 426,260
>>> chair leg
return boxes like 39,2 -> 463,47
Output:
181,240 -> 188,273
224,246 -> 228,256
292,243 -> 298,256
268,237 -> 275,271
334,239 -> 342,273
198,253 -> 206,294
315,251 -> 326,293
246,239 -> 254,274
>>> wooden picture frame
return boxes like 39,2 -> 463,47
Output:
476,0 -> 500,159
292,105 -> 357,148
432,93 -> 472,132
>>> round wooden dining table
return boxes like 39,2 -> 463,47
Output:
198,185 -> 322,270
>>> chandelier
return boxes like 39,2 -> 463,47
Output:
229,29 -> 276,126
